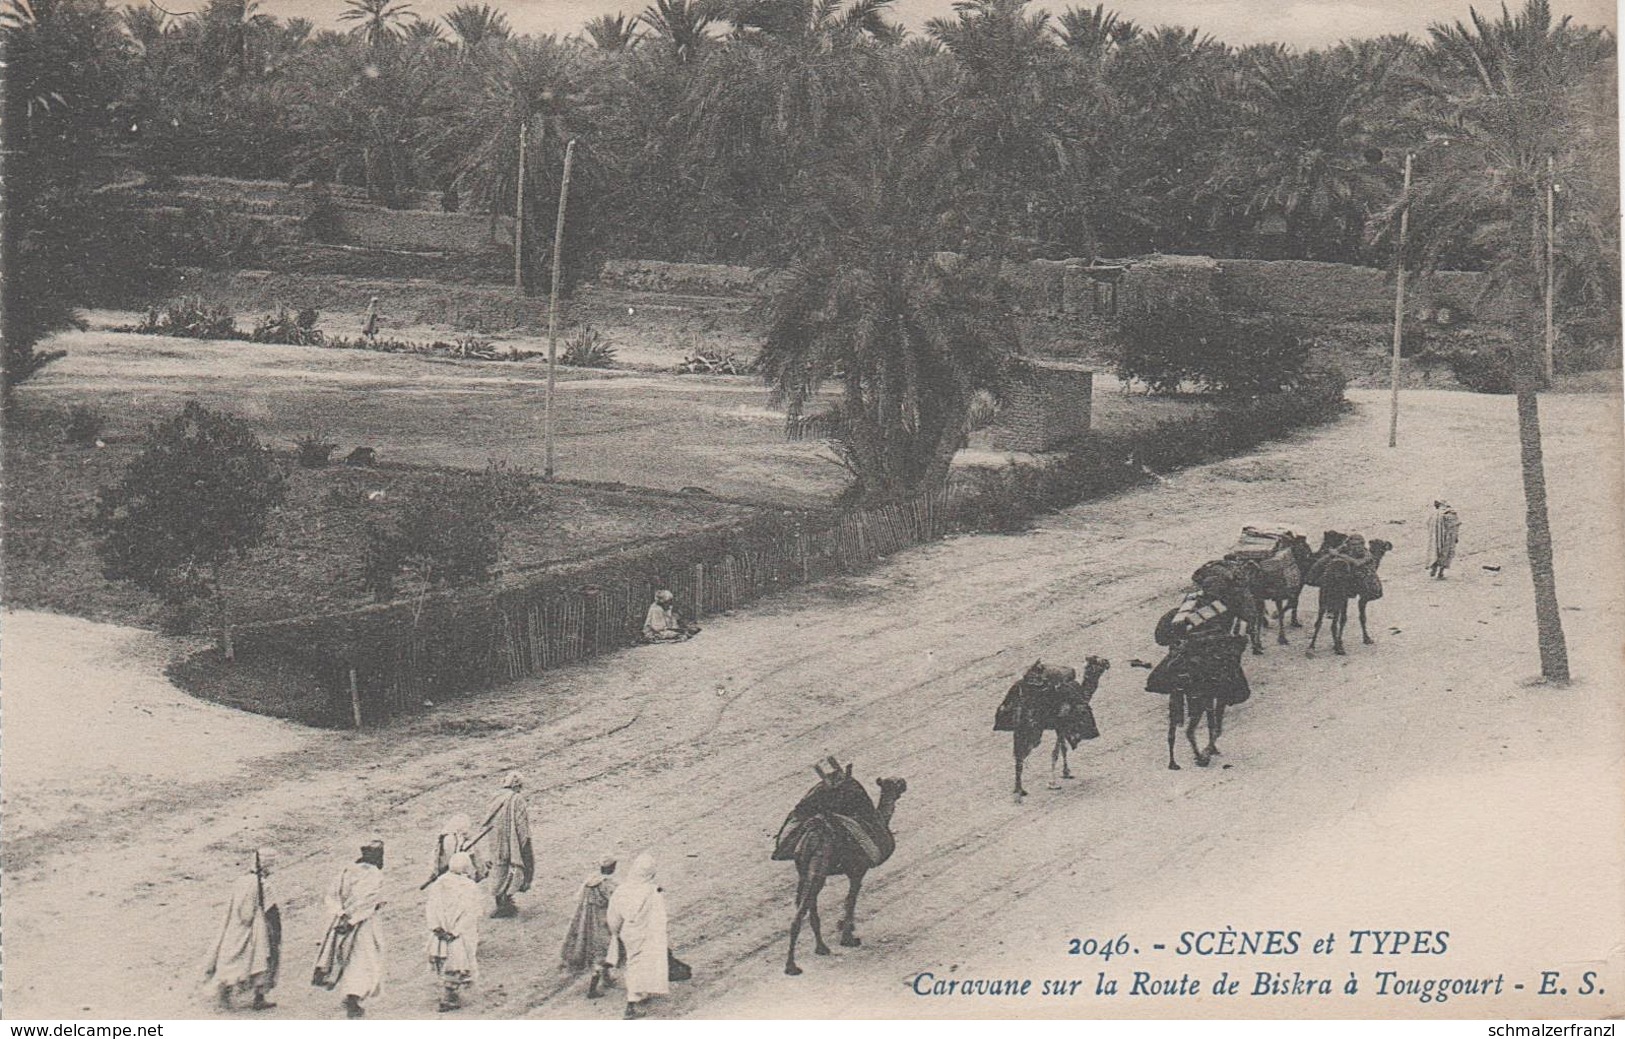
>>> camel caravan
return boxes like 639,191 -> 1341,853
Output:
770,522 -> 1395,977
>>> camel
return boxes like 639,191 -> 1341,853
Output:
1227,532 -> 1316,642
1150,604 -> 1249,769
783,774 -> 907,976
995,657 -> 1110,796
1307,534 -> 1393,655
1190,559 -> 1266,655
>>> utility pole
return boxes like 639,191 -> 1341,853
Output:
544,138 -> 577,481
1544,154 -> 1556,385
513,119 -> 528,293
1388,151 -> 1412,449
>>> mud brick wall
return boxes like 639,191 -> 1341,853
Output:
985,362 -> 1094,452
597,259 -> 790,297
1215,259 -> 1507,324
335,205 -> 514,254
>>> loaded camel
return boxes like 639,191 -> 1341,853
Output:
1190,558 -> 1267,655
774,761 -> 907,976
1306,532 -> 1393,655
1146,578 -> 1253,769
1226,531 -> 1316,641
994,657 -> 1110,797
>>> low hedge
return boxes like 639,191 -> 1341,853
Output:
949,371 -> 1350,531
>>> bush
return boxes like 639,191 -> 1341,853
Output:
295,434 -> 338,468
95,402 -> 287,650
251,307 -> 325,346
480,460 -> 541,521
561,325 -> 617,368
1113,287 -> 1221,393
303,188 -> 347,243
1437,346 -> 1517,394
62,405 -> 107,447
137,297 -> 239,340
950,373 -> 1350,532
1113,290 -> 1311,396
363,488 -> 502,602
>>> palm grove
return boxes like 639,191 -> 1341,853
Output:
4,0 -> 1618,679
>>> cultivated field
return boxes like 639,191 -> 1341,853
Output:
5,387 -> 1621,1019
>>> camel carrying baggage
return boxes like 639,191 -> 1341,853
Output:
772,772 -> 895,870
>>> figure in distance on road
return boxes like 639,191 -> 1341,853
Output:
643,589 -> 700,643
1427,500 -> 1462,579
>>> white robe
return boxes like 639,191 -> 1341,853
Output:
312,862 -> 386,1000
204,872 -> 277,991
605,854 -> 669,1001
424,872 -> 483,978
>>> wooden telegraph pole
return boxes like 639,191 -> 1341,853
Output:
544,139 -> 577,480
1544,154 -> 1556,384
1388,151 -> 1413,449
513,120 -> 528,293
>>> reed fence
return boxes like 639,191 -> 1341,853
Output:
238,488 -> 948,725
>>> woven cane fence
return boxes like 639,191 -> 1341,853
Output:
236,488 -> 948,725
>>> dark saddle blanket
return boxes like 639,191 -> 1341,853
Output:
994,667 -> 1100,746
771,777 -> 895,871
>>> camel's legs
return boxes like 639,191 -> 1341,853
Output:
1167,698 -> 1182,770
839,871 -> 865,947
1013,735 -> 1030,797
1308,601 -> 1326,652
1206,702 -> 1225,758
1274,599 -> 1290,645
786,874 -> 816,975
1359,599 -> 1374,644
808,890 -> 830,957
1331,603 -> 1347,655
1186,707 -> 1208,767
1053,734 -> 1073,780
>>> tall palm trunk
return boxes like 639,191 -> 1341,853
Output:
1514,268 -> 1570,681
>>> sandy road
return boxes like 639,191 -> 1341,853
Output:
4,388 -> 1624,1020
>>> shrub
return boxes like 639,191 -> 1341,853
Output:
1212,313 -> 1313,395
303,188 -> 347,243
1436,346 -> 1518,394
252,308 -> 325,346
138,297 -> 239,340
561,325 -> 617,368
363,487 -> 502,602
295,434 -> 338,468
95,402 -> 287,653
1113,290 -> 1311,396
480,460 -> 541,521
62,405 -> 107,447
1113,286 -> 1221,393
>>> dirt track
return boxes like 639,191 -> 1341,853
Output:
5,387 -> 1623,1020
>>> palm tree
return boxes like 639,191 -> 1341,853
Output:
1198,40 -> 1412,260
637,0 -> 716,63
723,0 -> 903,48
443,3 -> 510,51
583,12 -> 639,51
339,0 -> 416,49
1382,0 -> 1614,682
404,17 -> 446,43
759,53 -> 1022,498
1053,3 -> 1135,64
2,0 -> 127,390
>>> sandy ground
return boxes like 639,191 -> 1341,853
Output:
4,387 -> 1624,1020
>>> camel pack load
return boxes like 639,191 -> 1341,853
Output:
772,770 -> 895,870
1228,524 -> 1300,561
